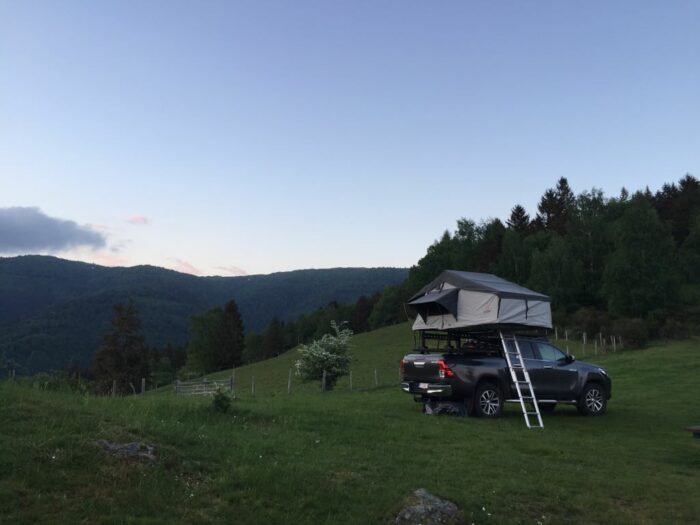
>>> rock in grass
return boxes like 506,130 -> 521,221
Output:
95,440 -> 157,461
395,488 -> 463,525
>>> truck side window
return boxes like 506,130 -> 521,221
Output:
534,342 -> 566,362
518,341 -> 535,359
505,340 -> 535,359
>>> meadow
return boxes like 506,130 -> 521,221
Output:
1,323 -> 699,524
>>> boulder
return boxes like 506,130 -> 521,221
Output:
395,488 -> 463,525
95,440 -> 156,461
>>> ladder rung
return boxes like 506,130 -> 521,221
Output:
526,412 -> 539,415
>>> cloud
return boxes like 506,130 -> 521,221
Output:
93,253 -> 130,267
0,207 -> 106,253
127,215 -> 149,225
168,258 -> 201,276
214,265 -> 248,276
109,239 -> 133,253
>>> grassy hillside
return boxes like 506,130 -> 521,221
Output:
1,324 -> 699,524
0,256 -> 406,373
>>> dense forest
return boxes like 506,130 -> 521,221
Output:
0,259 -> 406,374
246,175 -> 700,358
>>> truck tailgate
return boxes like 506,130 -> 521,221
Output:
402,354 -> 443,382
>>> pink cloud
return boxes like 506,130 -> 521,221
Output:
93,253 -> 130,267
127,215 -> 150,225
168,258 -> 201,276
213,265 -> 248,276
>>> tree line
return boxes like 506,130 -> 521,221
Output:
250,174 -> 700,351
64,174 -> 700,393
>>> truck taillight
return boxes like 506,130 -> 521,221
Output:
400,359 -> 406,377
438,359 -> 454,379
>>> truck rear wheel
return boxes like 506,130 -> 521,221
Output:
474,382 -> 503,418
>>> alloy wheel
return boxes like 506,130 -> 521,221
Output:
480,389 -> 500,416
585,388 -> 604,413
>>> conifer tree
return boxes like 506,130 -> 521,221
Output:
91,301 -> 149,395
506,205 -> 531,233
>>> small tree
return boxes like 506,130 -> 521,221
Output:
295,321 -> 352,391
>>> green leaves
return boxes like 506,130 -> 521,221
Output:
295,321 -> 353,391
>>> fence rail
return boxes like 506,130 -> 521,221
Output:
174,378 -> 233,395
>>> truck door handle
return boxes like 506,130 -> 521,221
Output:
543,365 -> 553,369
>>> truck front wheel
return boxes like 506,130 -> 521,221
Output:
474,382 -> 503,418
577,383 -> 607,416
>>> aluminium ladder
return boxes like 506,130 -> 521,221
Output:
499,331 -> 544,429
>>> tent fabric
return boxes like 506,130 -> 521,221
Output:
408,270 -> 552,331
409,288 -> 459,321
409,270 -> 550,302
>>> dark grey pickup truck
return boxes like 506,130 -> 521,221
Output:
401,335 -> 611,417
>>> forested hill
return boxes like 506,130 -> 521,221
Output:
0,256 -> 406,373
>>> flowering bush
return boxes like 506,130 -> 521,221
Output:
212,388 -> 232,413
295,321 -> 352,390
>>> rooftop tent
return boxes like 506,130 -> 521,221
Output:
407,270 -> 552,331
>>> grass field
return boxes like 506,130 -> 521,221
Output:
1,323 -> 699,524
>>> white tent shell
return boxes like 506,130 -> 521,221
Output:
408,270 -> 552,331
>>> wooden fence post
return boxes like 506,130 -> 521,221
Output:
349,370 -> 353,391
374,369 -> 378,387
612,336 -> 617,352
565,329 -> 568,341
555,327 -> 558,340
594,340 -> 598,356
287,369 -> 292,394
141,377 -> 146,395
322,370 -> 327,392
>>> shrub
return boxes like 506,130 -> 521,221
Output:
295,321 -> 353,391
570,308 -> 611,338
612,318 -> 649,348
212,388 -> 232,413
658,318 -> 689,340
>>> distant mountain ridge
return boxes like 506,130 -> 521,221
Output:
0,256 -> 407,373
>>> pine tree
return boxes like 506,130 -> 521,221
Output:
536,177 -> 575,234
220,299 -> 245,368
91,301 -> 149,395
262,317 -> 285,359
185,300 -> 246,374
506,205 -> 531,233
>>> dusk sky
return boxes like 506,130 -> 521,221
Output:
1,1 -> 699,276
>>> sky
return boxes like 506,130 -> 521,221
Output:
1,1 -> 699,276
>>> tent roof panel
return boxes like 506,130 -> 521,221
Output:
409,270 -> 550,302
